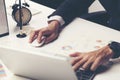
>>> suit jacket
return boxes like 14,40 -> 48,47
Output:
48,0 -> 120,30
49,0 -> 94,23
48,0 -> 120,58
99,0 -> 120,30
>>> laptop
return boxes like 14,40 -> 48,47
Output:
0,47 -> 78,80
0,1 -> 95,80
0,45 -> 97,80
0,0 -> 9,37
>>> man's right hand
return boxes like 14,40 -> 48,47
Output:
29,20 -> 60,44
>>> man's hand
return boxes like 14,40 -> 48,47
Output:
70,45 -> 114,71
29,20 -> 60,44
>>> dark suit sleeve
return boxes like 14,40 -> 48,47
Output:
109,41 -> 120,58
48,0 -> 94,24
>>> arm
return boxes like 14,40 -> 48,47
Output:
29,20 -> 60,44
48,0 -> 95,24
109,41 -> 120,58
29,0 -> 95,44
70,41 -> 120,71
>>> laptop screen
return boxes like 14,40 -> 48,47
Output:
0,0 -> 9,37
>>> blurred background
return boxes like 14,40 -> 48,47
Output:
31,0 -> 104,12
31,0 -> 64,9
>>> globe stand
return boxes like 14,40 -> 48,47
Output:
16,30 -> 27,38
16,0 -> 27,38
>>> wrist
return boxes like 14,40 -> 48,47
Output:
105,45 -> 114,58
108,41 -> 120,58
48,15 -> 65,26
49,20 -> 60,28
47,20 -> 61,33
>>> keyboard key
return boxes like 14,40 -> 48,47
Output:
76,69 -> 96,80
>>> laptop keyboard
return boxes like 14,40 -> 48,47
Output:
76,69 -> 96,80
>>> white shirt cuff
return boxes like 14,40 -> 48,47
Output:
48,15 -> 65,26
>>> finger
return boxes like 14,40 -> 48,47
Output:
69,52 -> 81,57
82,59 -> 92,70
36,28 -> 49,43
37,28 -> 52,43
37,30 -> 43,43
71,56 -> 82,65
73,58 -> 87,71
90,57 -> 102,71
45,33 -> 58,44
29,30 -> 38,43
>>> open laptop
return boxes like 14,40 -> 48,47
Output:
0,1 -> 95,80
0,47 -> 78,80
0,46 -> 96,80
0,0 -> 9,37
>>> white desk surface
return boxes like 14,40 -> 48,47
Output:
0,0 -> 120,80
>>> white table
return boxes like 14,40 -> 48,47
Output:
0,0 -> 120,80
1,0 -> 55,80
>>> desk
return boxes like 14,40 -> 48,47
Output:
0,0 -> 55,80
0,0 -> 120,80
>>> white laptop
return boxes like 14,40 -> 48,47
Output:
0,0 -> 77,79
0,0 -> 9,37
0,47 -> 78,80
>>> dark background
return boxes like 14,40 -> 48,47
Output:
31,0 -> 64,9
